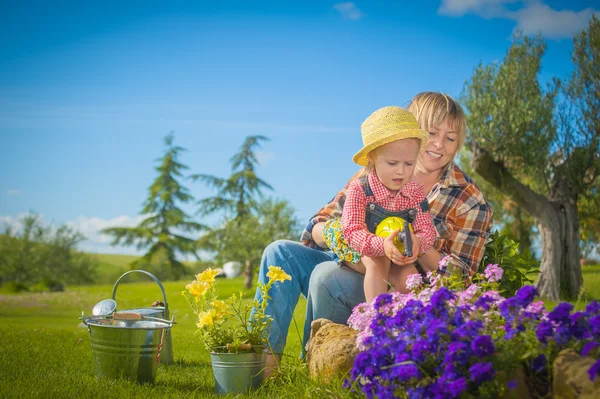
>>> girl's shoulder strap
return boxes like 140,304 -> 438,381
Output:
358,175 -> 373,197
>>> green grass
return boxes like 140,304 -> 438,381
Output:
0,276 -> 355,398
2,262 -> 598,398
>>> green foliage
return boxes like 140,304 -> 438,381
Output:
0,214 -> 97,289
199,198 -> 300,281
192,136 -> 297,288
191,135 -> 273,220
102,133 -> 204,281
462,34 -> 557,192
479,231 -> 540,297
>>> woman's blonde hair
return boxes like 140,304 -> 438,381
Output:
407,92 -> 467,154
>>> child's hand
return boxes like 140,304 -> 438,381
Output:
402,233 -> 421,265
383,229 -> 404,264
391,232 -> 421,266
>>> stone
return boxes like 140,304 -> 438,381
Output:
305,318 -> 359,383
553,349 -> 600,399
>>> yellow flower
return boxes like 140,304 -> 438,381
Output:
266,265 -> 291,283
196,268 -> 220,285
210,300 -> 227,315
196,311 -> 214,329
186,280 -> 209,298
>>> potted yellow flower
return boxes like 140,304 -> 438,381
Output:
182,265 -> 291,394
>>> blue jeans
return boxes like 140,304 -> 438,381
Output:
254,240 -> 365,354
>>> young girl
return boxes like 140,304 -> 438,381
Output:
324,106 -> 437,302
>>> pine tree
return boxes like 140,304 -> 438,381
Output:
102,133 -> 204,280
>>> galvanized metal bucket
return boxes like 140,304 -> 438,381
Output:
112,270 -> 174,364
83,313 -> 173,383
210,348 -> 267,394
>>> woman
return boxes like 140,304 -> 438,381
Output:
255,92 -> 493,368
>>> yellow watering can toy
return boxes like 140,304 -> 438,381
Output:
375,216 -> 414,257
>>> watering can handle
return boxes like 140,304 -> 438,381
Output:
111,270 -> 169,311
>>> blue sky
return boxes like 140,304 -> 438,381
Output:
1,0 -> 598,256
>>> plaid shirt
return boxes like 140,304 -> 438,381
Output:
301,163 -> 493,276
341,170 -> 436,257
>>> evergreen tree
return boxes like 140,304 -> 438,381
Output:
102,133 -> 203,280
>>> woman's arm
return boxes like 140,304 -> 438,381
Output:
300,170 -> 362,249
430,196 -> 493,277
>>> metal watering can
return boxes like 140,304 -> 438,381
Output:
110,270 -> 174,365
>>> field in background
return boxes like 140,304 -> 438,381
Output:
92,253 -> 197,285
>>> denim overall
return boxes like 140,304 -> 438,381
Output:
360,176 -> 417,234
358,177 -> 430,279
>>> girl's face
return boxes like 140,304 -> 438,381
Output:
418,118 -> 460,176
370,139 -> 420,193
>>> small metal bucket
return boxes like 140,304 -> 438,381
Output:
83,314 -> 173,383
112,270 -> 174,364
210,348 -> 267,394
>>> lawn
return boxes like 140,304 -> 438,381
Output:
1,262 -> 598,398
0,274 -> 352,398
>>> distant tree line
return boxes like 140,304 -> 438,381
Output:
0,214 -> 97,291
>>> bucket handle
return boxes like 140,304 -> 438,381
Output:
111,270 -> 169,311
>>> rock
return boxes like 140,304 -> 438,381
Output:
305,318 -> 359,383
499,367 -> 531,399
553,349 -> 600,399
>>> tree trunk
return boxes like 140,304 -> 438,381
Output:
536,186 -> 582,301
471,142 -> 582,300
243,258 -> 253,289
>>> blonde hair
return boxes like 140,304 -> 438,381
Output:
407,92 -> 467,154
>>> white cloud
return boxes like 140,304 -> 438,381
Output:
65,215 -> 146,244
334,2 -> 363,20
255,151 -> 276,167
438,0 -> 598,39
7,189 -> 21,196
439,0 -> 516,17
509,3 -> 598,39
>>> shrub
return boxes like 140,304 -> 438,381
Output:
479,231 -> 540,297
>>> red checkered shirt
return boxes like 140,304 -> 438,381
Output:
341,170 -> 436,258
301,163 -> 493,276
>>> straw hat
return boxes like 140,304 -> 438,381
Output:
353,106 -> 428,166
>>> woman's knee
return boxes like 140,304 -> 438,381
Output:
308,261 -> 339,287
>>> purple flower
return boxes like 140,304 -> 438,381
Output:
469,362 -> 496,383
447,377 -> 468,397
471,335 -> 495,357
390,363 -> 421,382
548,302 -> 574,323
531,354 -> 546,372
582,341 -> 598,357
507,380 -> 519,389
445,342 -> 470,365
373,293 -> 394,310
585,301 -> 600,315
515,285 -> 537,307
588,359 -> 600,381
430,287 -> 455,309
484,263 -> 504,282
536,320 -> 554,344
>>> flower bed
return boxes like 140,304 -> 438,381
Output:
346,262 -> 600,398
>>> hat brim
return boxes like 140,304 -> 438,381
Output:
352,129 -> 428,166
